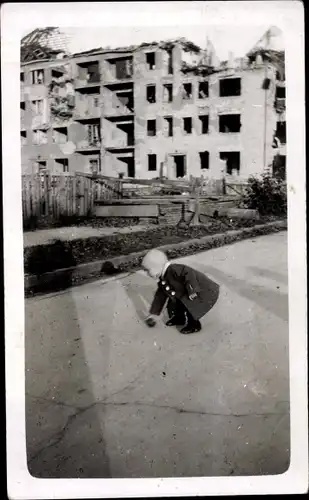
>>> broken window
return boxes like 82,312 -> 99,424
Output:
77,61 -> 100,83
199,151 -> 209,170
31,69 -> 44,84
88,63 -> 100,83
219,114 -> 241,133
148,154 -> 157,171
55,158 -> 69,173
220,152 -> 240,175
199,115 -> 209,134
21,130 -> 27,146
115,58 -> 133,79
20,72 -> 24,82
51,68 -> 64,79
183,117 -> 192,134
182,83 -> 192,100
262,78 -> 271,90
276,70 -> 285,82
219,77 -> 241,97
52,127 -> 68,144
275,121 -> 286,144
276,86 -> 286,99
163,83 -> 173,102
31,99 -> 44,116
89,158 -> 101,173
35,160 -> 47,172
146,85 -> 156,103
20,101 -> 26,111
164,116 -> 173,137
87,123 -> 100,145
33,129 -> 48,145
198,81 -> 209,98
167,49 -> 173,74
146,52 -> 156,70
147,119 -> 156,137
115,89 -> 134,111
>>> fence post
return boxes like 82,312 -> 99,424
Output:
191,176 -> 201,226
222,176 -> 226,195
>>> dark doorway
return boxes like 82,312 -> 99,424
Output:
173,155 -> 186,178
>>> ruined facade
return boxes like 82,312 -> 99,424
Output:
20,29 -> 286,180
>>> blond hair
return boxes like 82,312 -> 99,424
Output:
142,249 -> 167,271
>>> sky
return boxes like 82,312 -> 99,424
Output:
18,2 -> 287,62
22,24 -> 273,61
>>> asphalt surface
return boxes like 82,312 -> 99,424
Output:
25,231 -> 290,478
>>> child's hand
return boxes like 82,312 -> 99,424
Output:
189,293 -> 197,301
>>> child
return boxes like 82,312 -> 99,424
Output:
142,249 -> 220,334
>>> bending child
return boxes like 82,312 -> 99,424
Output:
142,249 -> 220,335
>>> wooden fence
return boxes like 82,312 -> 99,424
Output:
22,172 -> 123,222
225,182 -> 249,196
22,172 -> 248,224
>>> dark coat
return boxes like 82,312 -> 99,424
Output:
149,263 -> 220,320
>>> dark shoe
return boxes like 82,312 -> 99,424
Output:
166,316 -> 183,327
180,322 -> 201,334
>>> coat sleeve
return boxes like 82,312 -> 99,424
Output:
149,287 -> 168,316
180,265 -> 201,296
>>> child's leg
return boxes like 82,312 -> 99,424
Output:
181,308 -> 202,333
166,299 -> 186,326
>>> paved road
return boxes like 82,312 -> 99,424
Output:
25,231 -> 290,478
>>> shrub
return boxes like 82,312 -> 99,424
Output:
25,239 -> 76,276
242,174 -> 287,216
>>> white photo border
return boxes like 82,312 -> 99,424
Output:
2,1 -> 307,498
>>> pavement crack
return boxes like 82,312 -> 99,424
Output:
28,402 -> 97,464
26,393 -> 79,410
97,400 -> 289,418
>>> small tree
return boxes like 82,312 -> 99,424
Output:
242,173 -> 287,216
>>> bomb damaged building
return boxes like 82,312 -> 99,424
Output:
20,26 -> 286,180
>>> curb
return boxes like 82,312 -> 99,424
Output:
25,220 -> 287,296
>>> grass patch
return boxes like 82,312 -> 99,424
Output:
24,215 -> 286,276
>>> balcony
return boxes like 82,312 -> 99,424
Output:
104,146 -> 134,154
20,83 -> 25,102
75,61 -> 101,89
275,97 -> 286,113
74,103 -> 101,120
21,113 -> 26,130
76,139 -> 101,153
104,57 -> 134,84
31,115 -> 49,129
75,77 -> 101,90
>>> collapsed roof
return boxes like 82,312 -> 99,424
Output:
72,37 -> 202,58
247,26 -> 285,78
21,27 -> 70,63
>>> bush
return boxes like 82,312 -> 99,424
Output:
242,174 -> 287,216
26,239 -> 76,276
